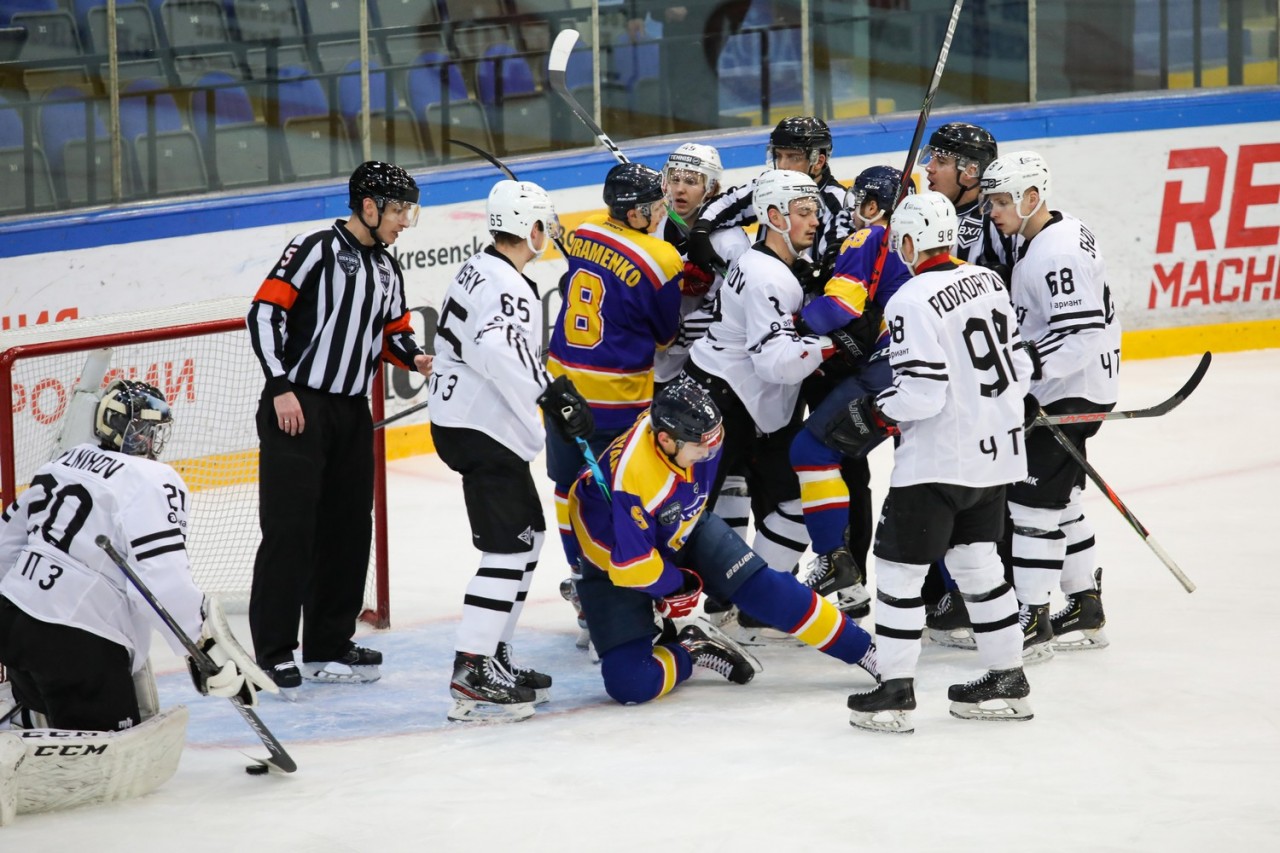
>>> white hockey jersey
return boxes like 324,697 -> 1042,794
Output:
876,258 -> 1033,489
1012,212 -> 1121,406
654,222 -> 752,384
428,247 -> 549,461
688,245 -> 830,433
0,444 -> 203,673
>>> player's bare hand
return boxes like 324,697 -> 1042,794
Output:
415,353 -> 434,378
274,391 -> 304,436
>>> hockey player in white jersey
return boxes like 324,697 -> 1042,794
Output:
983,151 -> 1120,658
685,169 -> 836,634
0,380 -> 274,816
429,179 -> 594,722
842,192 -> 1035,733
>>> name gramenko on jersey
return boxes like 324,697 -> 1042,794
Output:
55,446 -> 125,479
564,232 -> 647,287
926,269 -> 1006,317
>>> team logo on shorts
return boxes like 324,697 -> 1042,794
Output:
337,250 -> 360,275
518,526 -> 534,546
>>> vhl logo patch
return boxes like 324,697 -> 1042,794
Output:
377,264 -> 390,290
956,219 -> 982,248
337,250 -> 360,275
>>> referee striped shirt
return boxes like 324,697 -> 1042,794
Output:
697,167 -> 851,266
247,220 -> 423,398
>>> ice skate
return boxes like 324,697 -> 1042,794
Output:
701,596 -> 738,629
267,661 -> 301,700
1052,568 -> 1109,651
678,619 -> 762,684
448,652 -> 536,722
732,608 -> 801,646
559,575 -> 592,650
847,677 -> 916,734
926,591 -> 976,649
802,546 -> 870,619
948,667 -> 1033,722
301,644 -> 382,683
1019,602 -> 1055,665
496,641 -> 551,705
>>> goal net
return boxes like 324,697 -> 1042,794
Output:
0,298 -> 391,632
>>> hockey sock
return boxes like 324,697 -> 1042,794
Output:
939,559 -> 959,591
553,487 -> 582,569
732,567 -> 873,664
456,550 -> 530,656
752,499 -> 810,574
1059,490 -> 1098,596
713,475 -> 752,542
947,543 -> 1023,672
791,428 -> 849,554
870,559 -> 928,680
499,532 -> 543,645
599,637 -> 693,705
1008,501 -> 1066,607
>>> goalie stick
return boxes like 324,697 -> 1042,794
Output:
1040,351 -> 1211,426
95,536 -> 298,774
1030,417 -> 1197,594
867,0 -> 965,301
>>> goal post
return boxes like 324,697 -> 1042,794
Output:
0,299 -> 391,630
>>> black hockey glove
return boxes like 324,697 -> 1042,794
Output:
1022,340 -> 1043,380
1022,393 -> 1041,430
828,302 -> 883,365
825,394 -> 899,459
538,375 -> 595,440
685,222 -> 724,279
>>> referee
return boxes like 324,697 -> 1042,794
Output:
246,161 -> 433,693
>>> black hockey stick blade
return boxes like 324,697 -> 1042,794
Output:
95,535 -> 299,772
373,397 -> 429,430
1040,351 -> 1211,426
1030,418 -> 1196,593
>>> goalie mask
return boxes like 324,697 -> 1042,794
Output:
890,191 -> 958,271
95,379 -> 173,460
487,179 -> 561,257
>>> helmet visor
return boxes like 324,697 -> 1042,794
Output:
384,199 -> 420,227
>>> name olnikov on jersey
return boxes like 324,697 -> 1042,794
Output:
0,444 -> 203,670
877,261 -> 1033,488
428,246 -> 549,461
1011,212 -> 1121,407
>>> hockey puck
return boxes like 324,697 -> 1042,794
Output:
245,763 -> 270,775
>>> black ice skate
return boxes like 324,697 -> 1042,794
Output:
448,652 -> 536,723
1019,602 -> 1055,665
496,641 -> 552,705
268,661 -> 301,700
847,677 -> 917,734
802,546 -> 871,619
947,667 -> 1033,722
1051,568 -> 1109,651
301,644 -> 382,683
926,591 -> 976,650
678,619 -> 762,685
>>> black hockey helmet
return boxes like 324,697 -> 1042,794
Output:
922,122 -> 998,176
769,115 -> 832,155
849,165 -> 910,219
603,162 -> 664,220
349,161 -> 420,212
95,379 -> 173,460
650,377 -> 723,450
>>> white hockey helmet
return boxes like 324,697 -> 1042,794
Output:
752,168 -> 821,232
486,179 -> 561,255
890,190 -> 957,266
663,143 -> 723,195
980,150 -> 1051,211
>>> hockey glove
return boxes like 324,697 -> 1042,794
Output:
656,568 -> 704,619
685,223 -> 724,278
188,639 -> 256,706
538,375 -> 595,440
828,302 -> 883,365
825,394 -> 899,459
680,261 -> 715,297
1023,393 -> 1042,430
1022,340 -> 1043,380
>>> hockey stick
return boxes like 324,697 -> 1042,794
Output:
867,0 -> 965,301
1040,351 -> 1211,426
546,30 -> 695,236
1030,418 -> 1197,593
373,398 -> 429,430
95,536 -> 298,773
575,436 -> 612,504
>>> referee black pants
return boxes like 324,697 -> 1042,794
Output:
249,386 -> 373,668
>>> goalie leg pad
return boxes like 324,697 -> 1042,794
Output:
132,659 -> 160,723
14,705 -> 188,817
0,733 -> 24,827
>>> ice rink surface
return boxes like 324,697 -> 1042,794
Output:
3,350 -> 1278,851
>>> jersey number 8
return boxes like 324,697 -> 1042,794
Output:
562,270 -> 605,348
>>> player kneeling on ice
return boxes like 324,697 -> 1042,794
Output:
840,193 -> 1036,734
567,379 -> 878,706
0,380 -> 275,823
